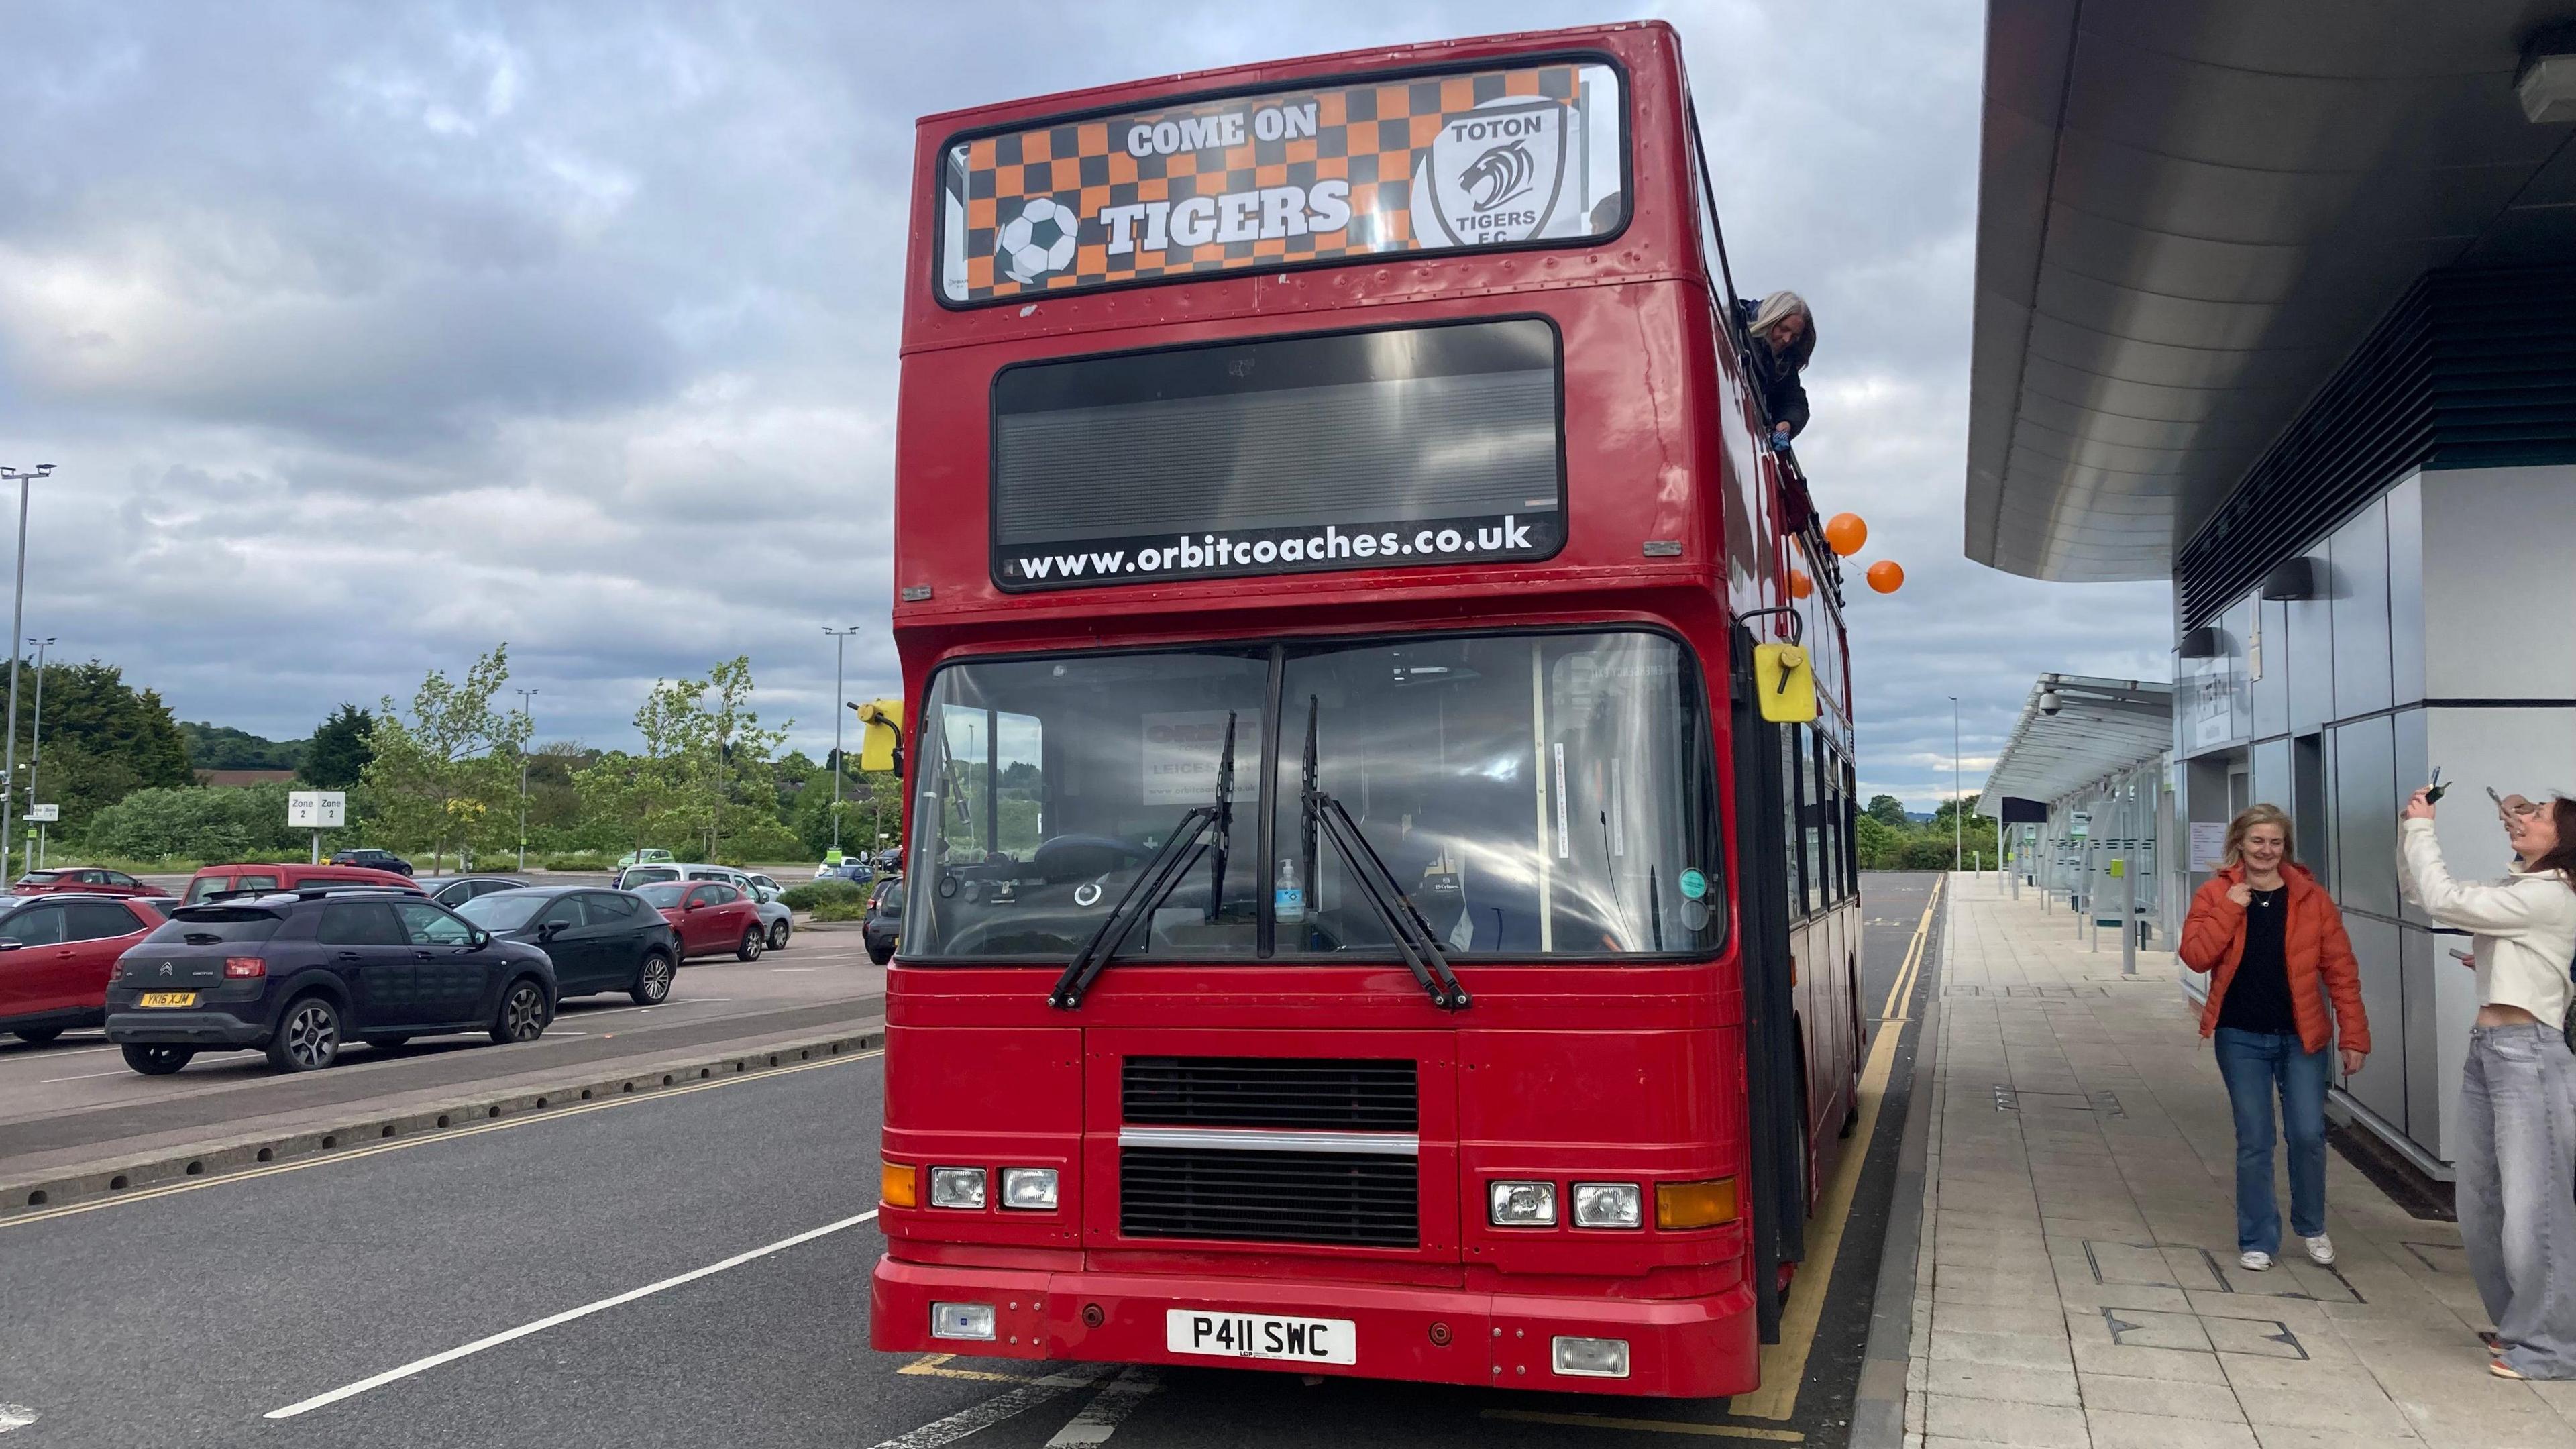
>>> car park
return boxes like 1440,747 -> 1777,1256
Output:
618,863 -> 791,950
328,847 -> 414,877
862,879 -> 902,966
417,875 -> 529,908
631,880 -> 768,962
183,862 -> 424,904
11,868 -> 170,899
103,888 -> 555,1075
0,893 -> 169,1043
454,886 -> 679,1005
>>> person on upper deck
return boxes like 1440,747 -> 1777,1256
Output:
1741,290 -> 1817,449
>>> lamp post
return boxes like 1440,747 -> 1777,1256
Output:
515,688 -> 539,870
0,464 -> 52,881
1948,695 -> 1962,872
25,636 -> 51,869
824,626 -> 861,855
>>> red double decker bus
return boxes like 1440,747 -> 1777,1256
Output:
871,21 -> 1864,1399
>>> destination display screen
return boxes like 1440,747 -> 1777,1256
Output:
990,318 -> 1564,590
937,60 -> 1627,304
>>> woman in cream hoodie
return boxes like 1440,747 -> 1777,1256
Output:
2399,788 -> 2576,1379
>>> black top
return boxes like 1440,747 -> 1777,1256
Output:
2216,884 -> 2297,1035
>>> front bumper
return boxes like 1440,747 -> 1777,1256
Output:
104,1010 -> 266,1047
870,1256 -> 1758,1398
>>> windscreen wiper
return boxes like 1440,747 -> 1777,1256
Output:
1050,712 -> 1237,1010
1299,698 -> 1470,1012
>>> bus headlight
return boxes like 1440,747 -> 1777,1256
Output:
932,1302 -> 996,1341
1488,1181 -> 1557,1226
1552,1335 -> 1631,1377
1002,1167 -> 1059,1210
930,1166 -> 987,1209
1572,1182 -> 1642,1229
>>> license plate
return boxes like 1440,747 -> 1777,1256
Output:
138,991 -> 198,1008
1165,1309 -> 1355,1365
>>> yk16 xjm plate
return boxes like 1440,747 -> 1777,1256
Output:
138,991 -> 197,1008
1166,1309 -> 1356,1365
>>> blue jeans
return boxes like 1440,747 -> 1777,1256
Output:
2457,1024 -> 2576,1378
2213,1027 -> 2330,1255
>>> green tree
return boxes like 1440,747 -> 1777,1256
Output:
360,646 -> 530,871
81,782 -> 317,861
17,659 -> 193,840
180,721 -> 305,771
1865,794 -> 1909,828
300,704 -> 376,788
574,658 -> 794,862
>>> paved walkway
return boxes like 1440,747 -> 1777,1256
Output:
1900,873 -> 2576,1447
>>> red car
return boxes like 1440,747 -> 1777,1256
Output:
0,893 -> 169,1044
14,867 -> 170,899
633,881 -> 767,962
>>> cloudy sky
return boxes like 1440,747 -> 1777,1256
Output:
0,0 -> 2169,810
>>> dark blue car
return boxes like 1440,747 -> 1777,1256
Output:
103,888 -> 556,1076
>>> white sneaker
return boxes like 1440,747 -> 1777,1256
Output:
2239,1250 -> 2273,1271
2304,1234 -> 2336,1265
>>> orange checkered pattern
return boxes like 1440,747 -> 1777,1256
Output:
953,64 -> 1579,301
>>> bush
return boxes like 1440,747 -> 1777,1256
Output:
781,878 -> 867,912
541,851 -> 610,871
810,894 -> 871,923
80,784 -> 315,862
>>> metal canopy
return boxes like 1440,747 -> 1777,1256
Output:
1964,0 -> 2576,582
1978,674 -> 2174,812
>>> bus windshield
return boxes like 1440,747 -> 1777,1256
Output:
905,630 -> 1723,961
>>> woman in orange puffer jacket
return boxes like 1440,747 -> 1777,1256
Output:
2178,804 -> 2369,1275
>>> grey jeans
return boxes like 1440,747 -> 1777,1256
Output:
2458,1023 -> 2576,1377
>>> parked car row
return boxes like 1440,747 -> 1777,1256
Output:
0,850 -> 814,1075
611,862 -> 792,952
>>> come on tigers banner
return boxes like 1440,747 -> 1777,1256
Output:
938,60 -> 1625,303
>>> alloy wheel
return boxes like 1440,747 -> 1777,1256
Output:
641,955 -> 673,1002
283,1003 -> 337,1069
502,983 -> 547,1040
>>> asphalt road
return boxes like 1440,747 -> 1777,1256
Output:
0,875 -> 1945,1449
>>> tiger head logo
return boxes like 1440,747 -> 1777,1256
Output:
1459,142 -> 1537,213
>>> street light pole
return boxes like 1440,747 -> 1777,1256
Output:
1948,694 -> 1962,873
824,626 -> 860,855
515,688 -> 539,871
0,465 -> 52,882
25,636 -> 51,870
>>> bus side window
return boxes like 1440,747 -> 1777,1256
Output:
1781,727 -> 1807,920
1819,741 -> 1843,904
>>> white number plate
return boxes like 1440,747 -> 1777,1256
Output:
1165,1309 -> 1355,1365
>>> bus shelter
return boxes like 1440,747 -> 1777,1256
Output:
1974,676 -> 2175,969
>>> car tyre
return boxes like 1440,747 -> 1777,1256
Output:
737,926 -> 765,962
631,950 -> 676,1006
121,1043 -> 195,1075
15,1028 -> 63,1046
867,941 -> 894,967
767,919 -> 791,951
492,978 -> 550,1044
267,996 -> 343,1073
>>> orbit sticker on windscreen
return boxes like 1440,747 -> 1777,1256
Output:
936,60 -> 1627,303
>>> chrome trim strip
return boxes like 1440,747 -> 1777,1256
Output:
1117,1126 -> 1420,1157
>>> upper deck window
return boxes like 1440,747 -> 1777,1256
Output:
938,59 -> 1627,305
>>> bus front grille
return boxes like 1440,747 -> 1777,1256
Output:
1122,1056 -> 1418,1132
1118,1146 -> 1419,1248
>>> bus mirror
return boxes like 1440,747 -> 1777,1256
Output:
852,698 -> 906,775
1752,643 -> 1818,724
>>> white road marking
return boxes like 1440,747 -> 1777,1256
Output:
768,967 -> 817,973
38,1069 -> 133,1084
0,1403 -> 36,1434
264,1208 -> 880,1419
1044,1366 -> 1162,1446
867,1366 -> 1117,1449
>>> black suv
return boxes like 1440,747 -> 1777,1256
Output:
863,879 -> 902,966
329,848 -> 414,877
103,889 -> 555,1075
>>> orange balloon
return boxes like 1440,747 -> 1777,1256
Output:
1866,559 -> 1905,594
1788,568 -> 1813,600
1824,512 -> 1868,557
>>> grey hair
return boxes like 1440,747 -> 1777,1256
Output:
1748,290 -> 1815,368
